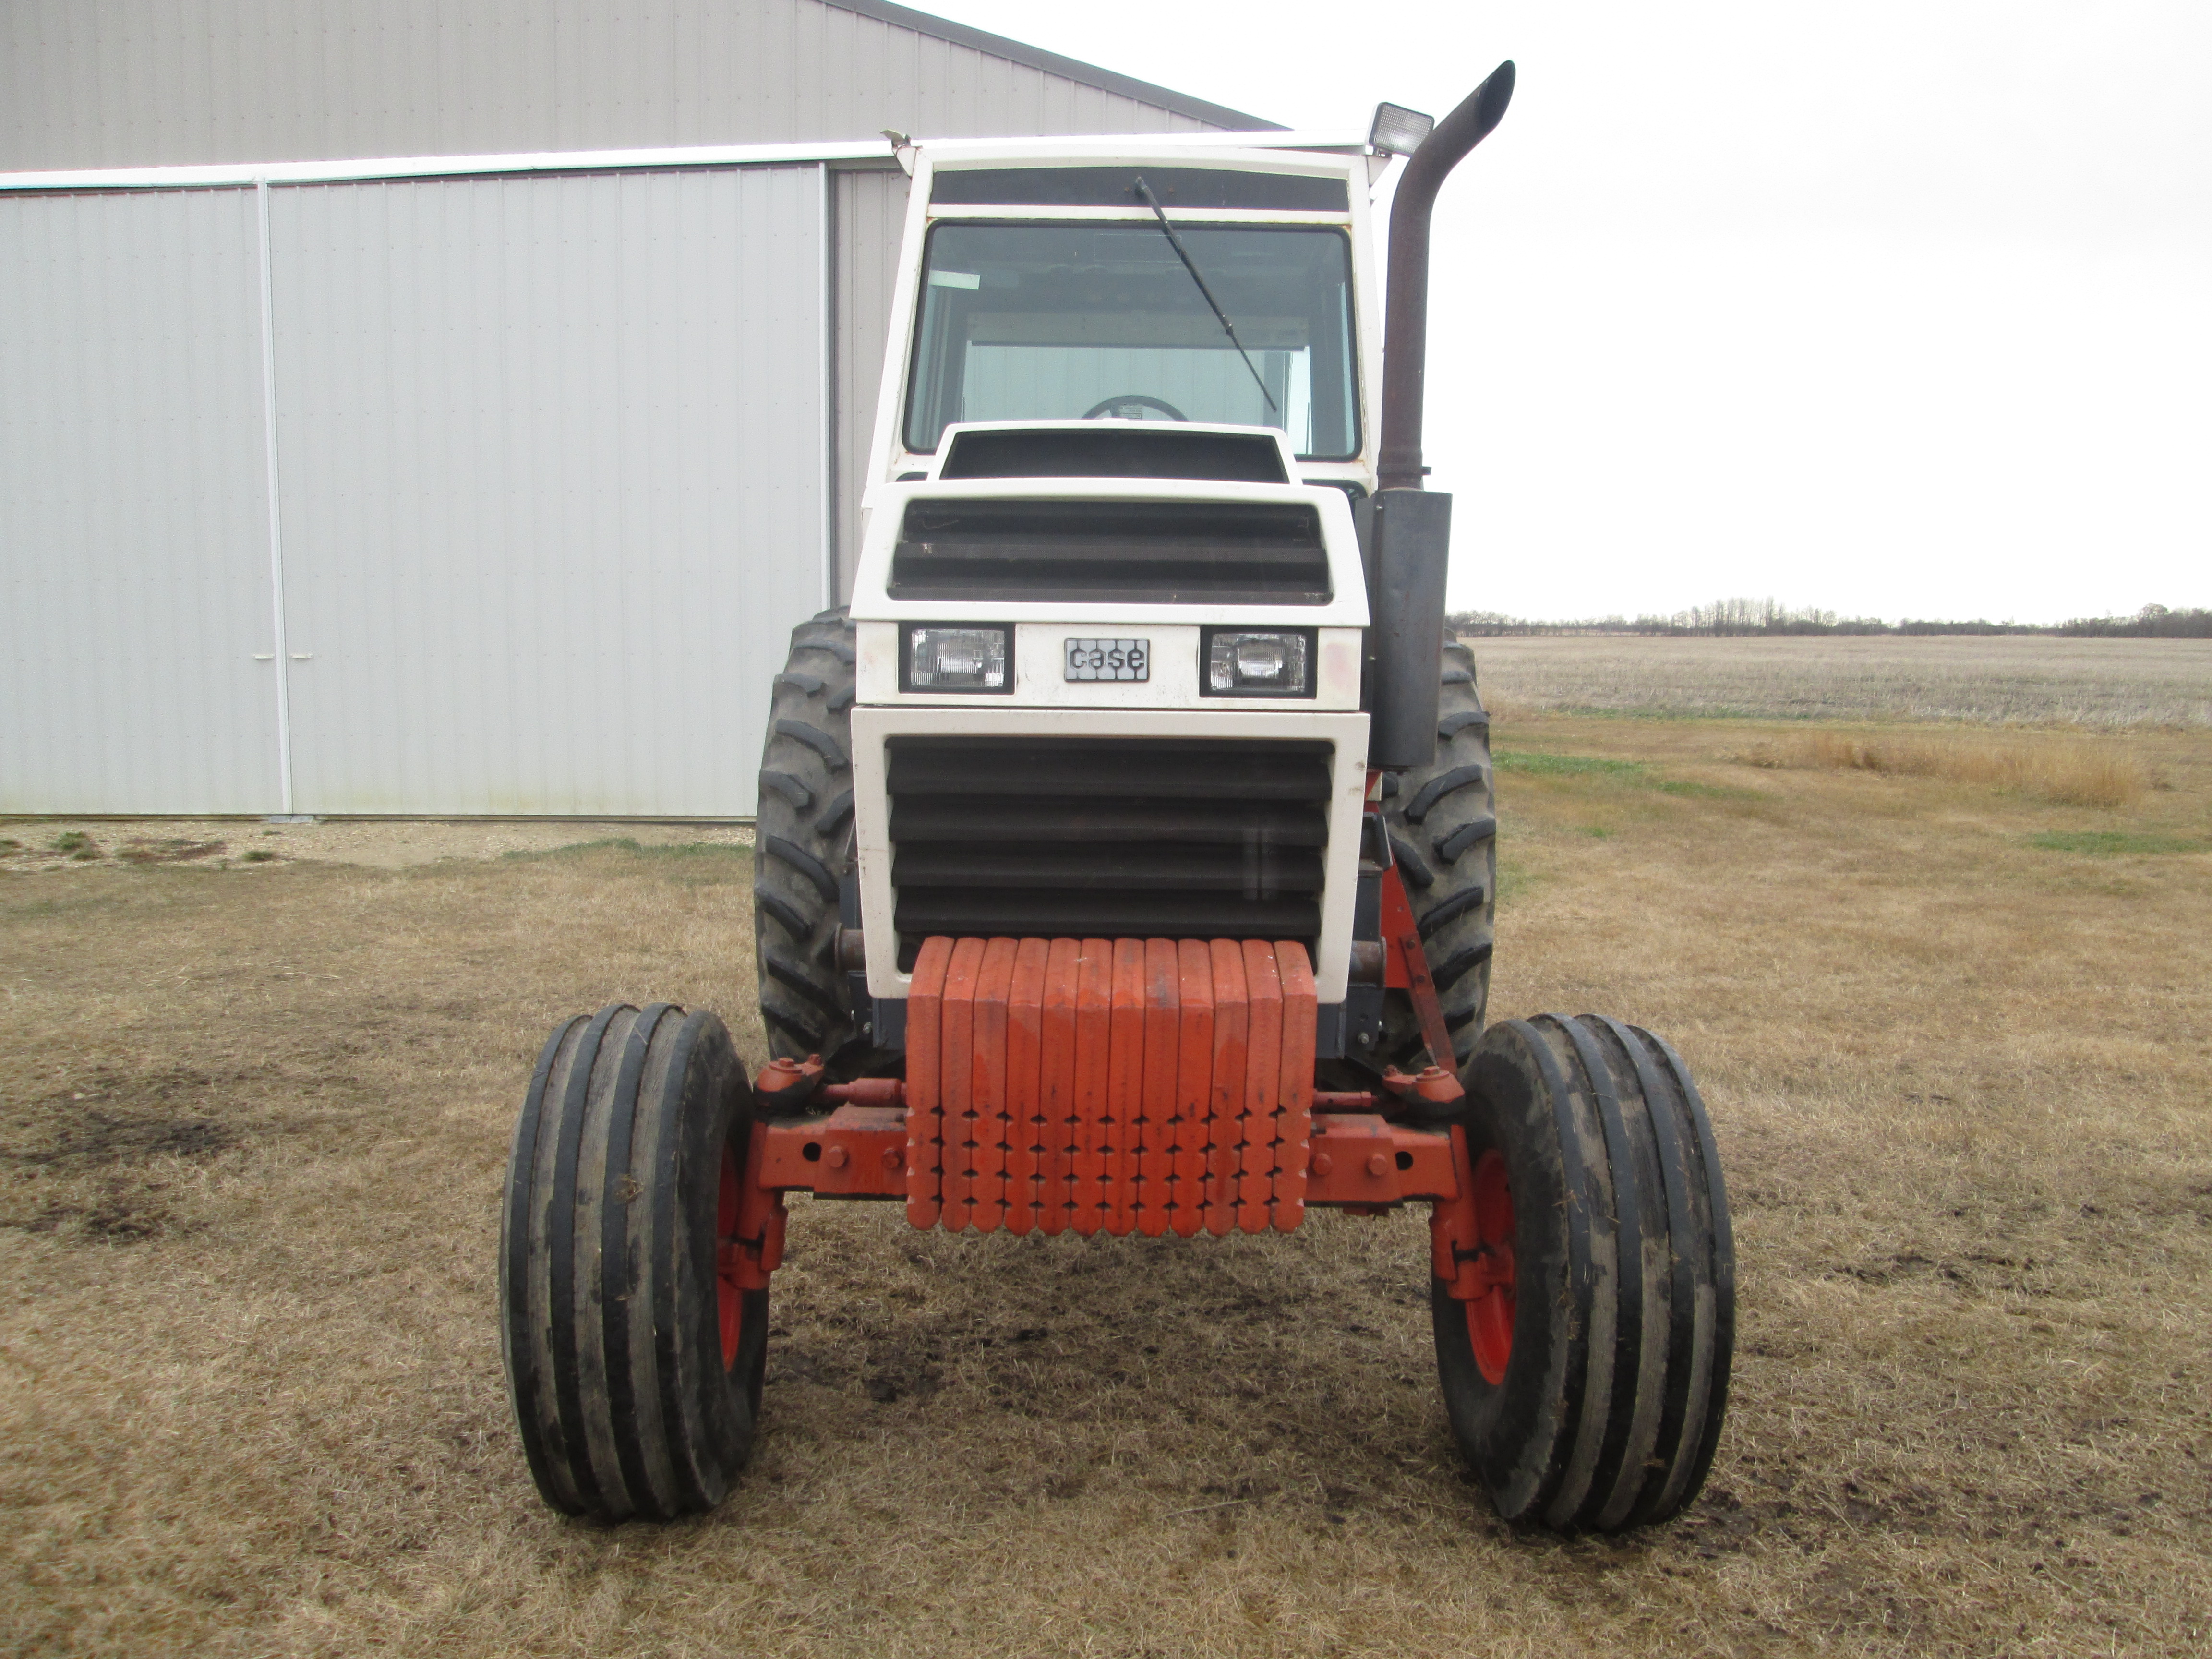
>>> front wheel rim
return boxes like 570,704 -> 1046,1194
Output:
1464,1148 -> 1517,1385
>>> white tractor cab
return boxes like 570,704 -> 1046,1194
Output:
839,139 -> 1420,1032
505,67 -> 1738,1539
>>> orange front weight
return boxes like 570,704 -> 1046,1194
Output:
902,936 -> 1324,1238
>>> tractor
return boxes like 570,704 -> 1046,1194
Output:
501,63 -> 1735,1533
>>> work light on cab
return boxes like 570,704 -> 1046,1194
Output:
1368,101 -> 1436,156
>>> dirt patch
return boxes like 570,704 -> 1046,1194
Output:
114,838 -> 229,865
0,817 -> 754,875
4,1103 -> 239,1172
0,1073 -> 255,1243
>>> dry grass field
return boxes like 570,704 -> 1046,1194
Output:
4,643 -> 2210,1658
1758,731 -> 2152,810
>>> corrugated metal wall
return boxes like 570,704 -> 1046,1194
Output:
0,1 -> 1257,817
269,166 -> 826,816
832,164 -> 912,596
0,0 -> 1226,171
0,187 -> 283,813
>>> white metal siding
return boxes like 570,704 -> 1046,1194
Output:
0,0 -> 1265,817
0,1 -> 1229,172
268,166 -> 825,816
0,187 -> 282,814
832,164 -> 910,598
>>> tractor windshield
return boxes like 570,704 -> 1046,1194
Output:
903,222 -> 1359,460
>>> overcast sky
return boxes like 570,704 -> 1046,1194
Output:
925,1 -> 2208,623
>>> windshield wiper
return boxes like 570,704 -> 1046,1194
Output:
1131,176 -> 1277,414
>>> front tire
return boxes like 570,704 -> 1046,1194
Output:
1433,1014 -> 1734,1531
501,1003 -> 769,1522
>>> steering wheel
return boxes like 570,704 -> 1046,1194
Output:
1082,394 -> 1189,421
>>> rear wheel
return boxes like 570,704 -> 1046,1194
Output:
1432,1014 -> 1734,1531
1380,638 -> 1496,1069
501,1003 -> 769,1521
756,609 -> 878,1074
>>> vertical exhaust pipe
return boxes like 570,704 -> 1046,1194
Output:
1368,62 -> 1515,769
1377,61 -> 1515,494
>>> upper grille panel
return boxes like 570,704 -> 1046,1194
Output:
886,736 -> 1334,966
938,427 -> 1288,484
890,499 -> 1330,605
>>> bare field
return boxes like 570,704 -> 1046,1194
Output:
1467,634 -> 2212,728
4,714 -> 2211,1657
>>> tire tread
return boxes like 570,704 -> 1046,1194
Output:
1379,640 -> 1495,1066
499,1006 -> 764,1522
1432,1014 -> 1734,1532
756,613 -> 866,1071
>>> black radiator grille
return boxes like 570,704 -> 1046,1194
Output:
890,498 -> 1331,605
886,736 -> 1334,966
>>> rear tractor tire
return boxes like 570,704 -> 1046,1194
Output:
1380,638 -> 1496,1070
501,1003 -> 769,1522
756,608 -> 884,1076
1433,1014 -> 1734,1531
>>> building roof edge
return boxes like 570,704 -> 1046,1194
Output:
0,131 -> 1373,193
816,0 -> 1284,131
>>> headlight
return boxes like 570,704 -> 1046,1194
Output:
1202,628 -> 1315,698
903,624 -> 1012,693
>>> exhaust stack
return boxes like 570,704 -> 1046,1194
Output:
1376,61 -> 1515,493
1367,62 -> 1515,769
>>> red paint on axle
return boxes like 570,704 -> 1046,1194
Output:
737,935 -> 1491,1302
1378,860 -> 1462,1085
820,1077 -> 904,1107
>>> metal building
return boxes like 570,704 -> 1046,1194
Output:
0,0 -> 1287,817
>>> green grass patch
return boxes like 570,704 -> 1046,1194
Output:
1653,778 -> 1766,801
2027,830 -> 2208,856
1493,853 -> 1538,909
1493,750 -> 1648,779
1494,749 -> 1765,803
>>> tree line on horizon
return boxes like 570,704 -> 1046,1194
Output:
1448,600 -> 2212,639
